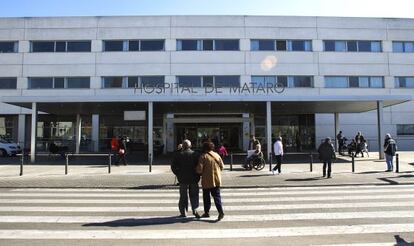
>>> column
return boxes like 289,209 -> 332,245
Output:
334,112 -> 339,152
18,114 -> 26,147
377,101 -> 385,159
30,102 -> 37,163
266,101 -> 272,161
148,102 -> 154,165
92,114 -> 99,152
75,114 -> 82,154
242,113 -> 250,151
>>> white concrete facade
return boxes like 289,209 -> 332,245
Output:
0,15 -> 413,153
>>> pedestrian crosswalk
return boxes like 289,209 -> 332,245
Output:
0,185 -> 413,245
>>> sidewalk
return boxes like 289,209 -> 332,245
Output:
0,152 -> 413,189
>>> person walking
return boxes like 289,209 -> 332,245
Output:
197,141 -> 225,221
318,137 -> 336,178
272,137 -> 284,175
354,131 -> 366,157
110,136 -> 119,164
171,140 -> 201,218
337,131 -> 344,155
116,136 -> 128,166
384,133 -> 397,172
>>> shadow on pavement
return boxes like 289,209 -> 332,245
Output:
82,216 -> 218,227
284,177 -> 324,182
378,174 -> 414,185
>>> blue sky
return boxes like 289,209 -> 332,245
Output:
1,0 -> 413,18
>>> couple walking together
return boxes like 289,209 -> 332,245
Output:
171,140 -> 225,221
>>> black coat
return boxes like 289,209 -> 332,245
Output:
384,138 -> 397,156
171,149 -> 200,184
318,142 -> 336,161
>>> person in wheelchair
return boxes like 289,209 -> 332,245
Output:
243,143 -> 264,170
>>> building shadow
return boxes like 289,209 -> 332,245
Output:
394,235 -> 414,245
378,174 -> 414,185
82,216 -> 218,227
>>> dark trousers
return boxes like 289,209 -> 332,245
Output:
323,161 -> 332,177
203,187 -> 223,214
117,153 -> 127,165
179,183 -> 199,215
273,155 -> 282,173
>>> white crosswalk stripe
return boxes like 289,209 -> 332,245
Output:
0,185 -> 413,245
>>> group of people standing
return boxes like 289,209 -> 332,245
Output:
171,140 -> 224,221
336,131 -> 368,157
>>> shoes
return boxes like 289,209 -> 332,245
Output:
322,174 -> 326,177
193,210 -> 201,219
385,169 -> 392,172
201,213 -> 210,218
178,214 -> 186,218
217,213 -> 225,221
327,176 -> 332,179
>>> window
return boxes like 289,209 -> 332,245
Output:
251,76 -> 277,87
289,40 -> 312,51
335,41 -> 346,52
397,124 -> 414,135
54,77 -> 65,88
127,76 -> 139,88
0,78 -> 17,89
325,77 -> 348,88
177,40 -> 200,51
141,76 -> 164,87
103,77 -> 123,88
358,77 -> 370,88
393,42 -> 404,52
358,41 -> 371,52
325,76 -> 384,88
0,41 -> 17,53
29,77 -> 90,89
103,41 -> 124,51
202,76 -> 214,87
276,40 -> 287,51
393,41 -> 414,53
405,42 -> 414,52
395,77 -> 414,88
128,41 -> 140,51
347,41 -> 358,52
31,41 -> 55,52
214,40 -> 239,51
55,42 -> 66,52
202,40 -> 214,51
29,77 -> 53,89
66,41 -> 91,52
292,76 -> 312,87
370,77 -> 384,88
251,40 -> 275,51
215,76 -> 239,87
67,77 -> 90,88
277,76 -> 288,87
371,41 -> 382,52
323,40 -> 381,52
140,40 -> 164,51
324,40 -> 335,51
177,76 -> 202,87
349,76 -> 360,88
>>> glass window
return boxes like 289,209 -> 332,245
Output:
214,40 -> 239,51
397,124 -> 414,135
67,77 -> 90,88
250,40 -> 260,51
358,77 -> 369,88
128,41 -> 139,51
177,76 -> 201,87
0,78 -> 17,89
141,76 -> 165,87
251,40 -> 274,51
404,42 -> 414,52
202,40 -> 214,51
140,40 -> 164,51
54,77 -> 65,88
325,76 -> 348,88
393,42 -> 404,52
265,76 -> 277,86
215,76 -> 239,87
277,76 -> 288,87
103,77 -> 123,88
290,40 -> 305,51
127,76 -> 139,88
0,41 -> 17,53
177,40 -> 200,51
202,76 -> 214,87
335,41 -> 346,52
347,41 -> 358,52
67,41 -> 91,52
324,41 -> 335,51
32,41 -> 55,52
29,77 -> 53,89
304,41 -> 312,51
358,41 -> 371,52
251,76 -> 265,87
55,42 -> 66,52
293,76 -> 312,87
370,77 -> 384,88
371,41 -> 382,52
349,76 -> 359,87
406,77 -> 414,88
103,41 -> 124,51
276,40 -> 287,51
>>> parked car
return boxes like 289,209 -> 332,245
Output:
0,139 -> 22,157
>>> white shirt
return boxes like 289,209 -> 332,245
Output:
273,141 -> 284,156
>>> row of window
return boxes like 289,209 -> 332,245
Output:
2,40 -> 414,53
2,76 -> 414,89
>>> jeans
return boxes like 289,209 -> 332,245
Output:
179,183 -> 199,215
323,161 -> 332,177
385,154 -> 394,171
203,187 -> 223,214
273,155 -> 282,173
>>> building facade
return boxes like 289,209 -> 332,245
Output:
0,16 -> 413,161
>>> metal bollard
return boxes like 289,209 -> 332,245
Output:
65,154 -> 69,175
310,153 -> 313,172
108,153 -> 111,174
352,155 -> 355,173
269,154 -> 272,171
230,152 -> 233,171
396,153 -> 399,173
149,153 -> 152,173
20,153 -> 24,176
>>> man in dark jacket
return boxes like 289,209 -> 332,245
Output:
384,133 -> 397,172
354,131 -> 366,157
318,137 -> 336,178
171,139 -> 201,218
